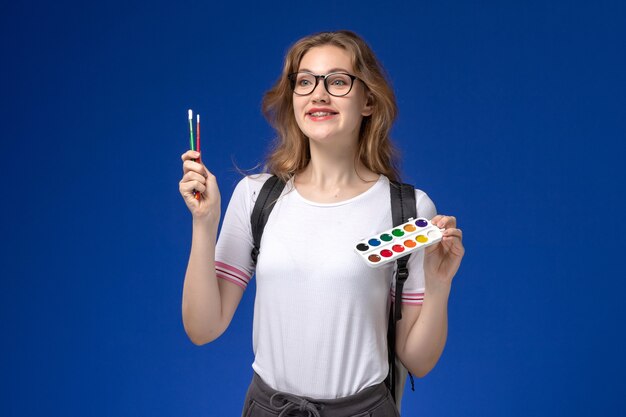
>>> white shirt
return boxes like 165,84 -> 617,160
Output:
215,174 -> 437,398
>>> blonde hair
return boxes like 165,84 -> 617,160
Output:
262,30 -> 400,182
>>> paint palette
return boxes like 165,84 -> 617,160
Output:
354,218 -> 443,268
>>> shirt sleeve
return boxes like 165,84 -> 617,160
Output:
214,175 -> 269,290
391,189 -> 437,305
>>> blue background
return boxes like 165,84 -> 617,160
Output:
1,1 -> 625,416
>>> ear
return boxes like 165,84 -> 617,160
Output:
361,92 -> 374,117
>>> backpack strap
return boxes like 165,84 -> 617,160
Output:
250,175 -> 287,265
386,181 -> 417,403
389,181 -> 417,321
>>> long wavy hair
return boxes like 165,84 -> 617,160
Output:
262,30 -> 400,183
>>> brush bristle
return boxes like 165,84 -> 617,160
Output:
188,109 -> 193,120
197,114 -> 200,122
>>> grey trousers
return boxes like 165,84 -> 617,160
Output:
241,373 -> 401,417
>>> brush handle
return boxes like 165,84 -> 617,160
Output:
188,110 -> 201,200
194,115 -> 201,200
188,120 -> 195,151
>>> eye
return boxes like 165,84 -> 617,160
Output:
328,74 -> 351,87
296,74 -> 315,87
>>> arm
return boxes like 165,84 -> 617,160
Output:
396,214 -> 464,377
395,286 -> 450,377
179,150 -> 244,345
181,217 -> 244,345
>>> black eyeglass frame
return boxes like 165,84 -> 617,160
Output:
288,71 -> 361,97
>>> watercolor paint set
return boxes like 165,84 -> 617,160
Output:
354,218 -> 443,268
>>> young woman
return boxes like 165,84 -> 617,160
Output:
179,30 -> 464,417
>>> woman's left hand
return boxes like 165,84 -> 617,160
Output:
424,215 -> 465,291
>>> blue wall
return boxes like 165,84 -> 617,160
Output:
1,1 -> 624,415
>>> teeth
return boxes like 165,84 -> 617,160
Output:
310,112 -> 333,117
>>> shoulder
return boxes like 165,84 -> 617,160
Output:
231,173 -> 275,199
414,188 -> 437,219
379,176 -> 437,219
241,172 -> 274,189
222,173 -> 275,217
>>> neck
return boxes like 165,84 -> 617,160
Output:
298,139 -> 376,187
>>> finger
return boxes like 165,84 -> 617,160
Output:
183,159 -> 206,175
433,215 -> 456,229
442,229 -> 465,255
442,237 -> 465,257
181,150 -> 201,162
443,227 -> 462,240
430,215 -> 443,225
442,229 -> 463,245
432,215 -> 447,228
183,171 -> 207,184
426,227 -> 462,254
192,181 -> 207,194
180,180 -> 206,196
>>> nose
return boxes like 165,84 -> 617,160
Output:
310,79 -> 329,103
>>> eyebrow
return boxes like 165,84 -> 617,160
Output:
298,67 -> 351,74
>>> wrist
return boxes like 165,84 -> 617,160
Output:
192,216 -> 219,233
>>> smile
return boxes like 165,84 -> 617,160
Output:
306,108 -> 338,121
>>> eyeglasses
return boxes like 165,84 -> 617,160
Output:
288,71 -> 360,97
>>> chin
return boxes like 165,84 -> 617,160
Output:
303,128 -> 334,142
306,133 -> 336,144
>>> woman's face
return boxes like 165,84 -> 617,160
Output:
292,45 -> 372,147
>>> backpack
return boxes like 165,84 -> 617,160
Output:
249,175 -> 417,406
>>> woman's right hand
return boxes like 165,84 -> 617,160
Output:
179,150 -> 221,223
